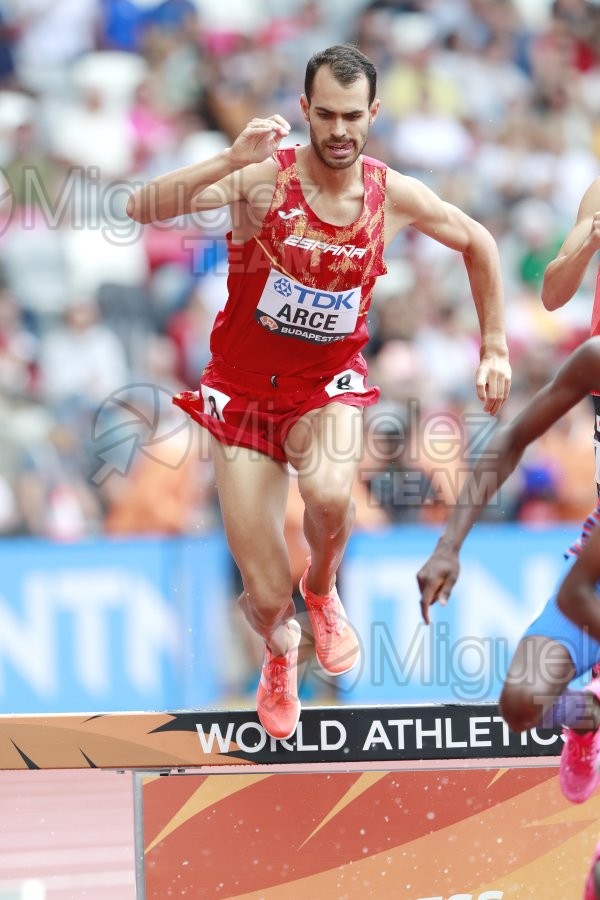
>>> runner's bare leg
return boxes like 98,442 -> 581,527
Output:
211,439 -> 295,656
286,403 -> 363,595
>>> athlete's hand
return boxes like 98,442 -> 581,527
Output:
417,542 -> 460,625
476,348 -> 511,416
228,115 -> 291,167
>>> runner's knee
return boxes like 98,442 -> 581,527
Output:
499,683 -> 545,732
238,568 -> 294,637
302,479 -> 354,531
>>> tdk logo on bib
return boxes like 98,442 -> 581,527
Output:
274,277 -> 293,298
256,269 -> 360,343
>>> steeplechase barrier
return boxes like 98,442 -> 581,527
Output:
0,702 -> 594,899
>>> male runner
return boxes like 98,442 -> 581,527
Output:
127,44 -> 511,740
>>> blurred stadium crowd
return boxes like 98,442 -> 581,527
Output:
0,0 -> 598,541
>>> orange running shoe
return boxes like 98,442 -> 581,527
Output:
256,620 -> 301,740
299,563 -> 359,676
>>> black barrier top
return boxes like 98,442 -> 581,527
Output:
160,703 -> 562,766
0,703 -> 563,770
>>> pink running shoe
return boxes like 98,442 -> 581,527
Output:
256,620 -> 301,740
299,563 -> 359,676
559,674 -> 600,804
584,841 -> 600,900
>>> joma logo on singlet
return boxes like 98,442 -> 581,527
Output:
283,234 -> 367,258
278,207 -> 306,220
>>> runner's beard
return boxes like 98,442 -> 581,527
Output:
309,127 -> 368,169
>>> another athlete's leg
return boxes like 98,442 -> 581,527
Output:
500,633 -> 600,803
559,671 -> 600,804
500,635 -> 600,731
500,635 -> 577,733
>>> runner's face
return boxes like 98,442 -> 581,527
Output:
301,67 -> 379,169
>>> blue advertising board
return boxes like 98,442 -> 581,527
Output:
0,525 -> 590,714
0,533 -> 231,713
338,524 -> 581,704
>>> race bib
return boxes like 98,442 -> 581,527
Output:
255,268 -> 361,344
200,384 -> 230,421
325,369 -> 367,397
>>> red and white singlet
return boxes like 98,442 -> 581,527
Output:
210,146 -> 387,377
174,147 -> 388,460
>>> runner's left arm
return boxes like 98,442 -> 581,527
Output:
386,171 -> 511,417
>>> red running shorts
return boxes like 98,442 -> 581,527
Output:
173,356 -> 380,463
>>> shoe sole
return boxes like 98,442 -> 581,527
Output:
299,575 -> 360,677
314,652 -> 359,677
258,704 -> 301,741
559,766 -> 600,804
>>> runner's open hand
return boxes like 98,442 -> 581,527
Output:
229,115 -> 291,167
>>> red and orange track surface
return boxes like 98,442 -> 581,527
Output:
0,770 -> 135,900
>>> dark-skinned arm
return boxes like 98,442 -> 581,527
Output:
417,338 -> 600,623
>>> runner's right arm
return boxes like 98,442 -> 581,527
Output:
126,115 -> 290,223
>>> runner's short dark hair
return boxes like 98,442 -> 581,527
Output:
304,45 -> 377,106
